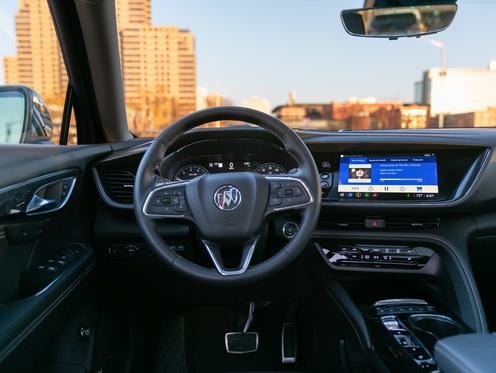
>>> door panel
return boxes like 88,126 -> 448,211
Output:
0,144 -> 111,372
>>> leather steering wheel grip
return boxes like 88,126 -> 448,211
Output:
134,106 -> 321,285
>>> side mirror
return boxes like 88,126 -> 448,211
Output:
341,4 -> 458,39
0,85 -> 54,144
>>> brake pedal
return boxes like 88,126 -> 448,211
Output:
225,331 -> 259,354
225,302 -> 259,354
281,322 -> 298,364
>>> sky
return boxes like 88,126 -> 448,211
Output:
1,0 -> 495,107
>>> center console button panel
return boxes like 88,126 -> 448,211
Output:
366,299 -> 467,372
320,244 -> 434,270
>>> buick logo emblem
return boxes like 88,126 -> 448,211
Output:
214,185 -> 242,211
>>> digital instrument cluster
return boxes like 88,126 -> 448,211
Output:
173,160 -> 288,181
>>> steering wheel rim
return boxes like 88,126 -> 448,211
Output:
134,106 -> 321,285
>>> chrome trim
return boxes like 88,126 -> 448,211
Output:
282,221 -> 299,239
281,322 -> 298,364
142,180 -> 190,218
213,184 -> 242,211
374,299 -> 428,307
92,167 -> 134,210
202,238 -> 257,276
265,176 -> 314,213
26,177 -> 77,216
225,332 -> 259,354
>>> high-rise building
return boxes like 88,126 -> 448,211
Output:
115,0 -> 151,29
3,0 -> 67,103
119,25 -> 197,130
116,0 -> 197,131
4,0 -> 197,133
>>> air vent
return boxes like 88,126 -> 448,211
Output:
100,169 -> 135,205
323,218 -> 365,229
386,217 -> 441,229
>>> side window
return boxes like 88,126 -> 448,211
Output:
1,0 -> 75,145
0,91 -> 25,144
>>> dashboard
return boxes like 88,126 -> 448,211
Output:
90,128 -> 496,344
93,128 -> 493,216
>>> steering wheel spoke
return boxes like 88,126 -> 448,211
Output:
265,175 -> 313,214
202,238 -> 258,276
142,181 -> 193,220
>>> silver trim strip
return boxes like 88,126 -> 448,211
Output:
281,322 -> 298,364
202,239 -> 257,276
374,299 -> 428,307
225,332 -> 259,354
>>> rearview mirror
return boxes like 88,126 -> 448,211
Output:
341,4 -> 458,39
0,85 -> 54,144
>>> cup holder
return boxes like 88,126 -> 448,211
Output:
409,314 -> 463,340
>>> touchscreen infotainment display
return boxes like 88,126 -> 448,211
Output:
338,154 -> 439,200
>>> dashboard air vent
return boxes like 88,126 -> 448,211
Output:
100,169 -> 135,205
323,218 -> 365,229
386,217 -> 441,229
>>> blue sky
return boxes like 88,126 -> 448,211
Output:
1,0 -> 495,107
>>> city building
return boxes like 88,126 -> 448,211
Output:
116,0 -> 197,132
3,0 -> 68,104
330,100 -> 403,130
398,104 -> 430,129
115,0 -> 151,28
119,25 -> 197,131
240,96 -> 271,114
416,62 -> 496,118
4,0 -> 197,136
444,108 -> 496,128
272,103 -> 331,122
272,102 -> 333,130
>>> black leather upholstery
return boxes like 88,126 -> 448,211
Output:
435,333 -> 496,373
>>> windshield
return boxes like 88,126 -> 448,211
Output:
1,0 -> 496,134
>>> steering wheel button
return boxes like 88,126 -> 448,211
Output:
284,188 -> 294,196
174,201 -> 189,212
156,190 -> 171,197
149,205 -> 174,215
283,195 -> 309,206
293,187 -> 303,196
172,189 -> 185,197
281,181 -> 298,188
269,196 -> 282,206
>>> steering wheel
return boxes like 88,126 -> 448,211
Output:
134,106 -> 321,285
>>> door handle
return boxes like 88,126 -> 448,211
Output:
26,177 -> 76,215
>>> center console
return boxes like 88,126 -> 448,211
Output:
366,299 -> 467,372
